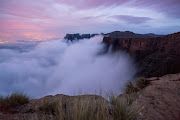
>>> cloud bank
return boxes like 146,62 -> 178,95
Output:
0,36 -> 136,98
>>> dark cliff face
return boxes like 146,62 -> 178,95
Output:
64,33 -> 98,40
103,32 -> 180,77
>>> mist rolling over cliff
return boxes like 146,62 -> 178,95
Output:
0,36 -> 136,97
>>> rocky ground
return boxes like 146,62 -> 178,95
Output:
134,73 -> 180,120
0,73 -> 180,120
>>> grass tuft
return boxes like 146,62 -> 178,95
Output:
0,92 -> 31,110
135,77 -> 150,90
110,94 -> 139,120
38,102 -> 57,114
37,94 -> 139,120
110,95 -> 139,120
124,77 -> 150,94
124,81 -> 138,94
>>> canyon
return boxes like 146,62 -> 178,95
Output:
102,32 -> 180,77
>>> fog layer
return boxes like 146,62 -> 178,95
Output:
0,36 -> 136,98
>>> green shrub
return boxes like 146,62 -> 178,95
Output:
0,92 -> 31,110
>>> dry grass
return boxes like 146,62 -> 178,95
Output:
135,77 -> 150,90
38,102 -> 57,114
37,94 -> 139,120
38,96 -> 110,120
124,81 -> 138,94
110,94 -> 139,120
0,92 -> 31,110
124,77 -> 150,94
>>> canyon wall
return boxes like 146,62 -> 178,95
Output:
103,32 -> 180,77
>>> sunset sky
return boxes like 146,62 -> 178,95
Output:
0,0 -> 180,42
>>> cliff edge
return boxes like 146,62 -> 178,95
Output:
103,32 -> 180,77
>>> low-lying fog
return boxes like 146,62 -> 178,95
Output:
0,36 -> 136,98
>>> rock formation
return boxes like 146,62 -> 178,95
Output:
134,73 -> 180,120
102,32 -> 180,77
104,31 -> 161,38
64,33 -> 98,41
64,31 -> 161,41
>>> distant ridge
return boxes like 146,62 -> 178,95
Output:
64,33 -> 98,41
64,31 -> 162,41
104,31 -> 162,38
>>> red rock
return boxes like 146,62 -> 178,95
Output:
103,32 -> 180,77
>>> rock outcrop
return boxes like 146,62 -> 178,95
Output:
134,73 -> 180,120
102,32 -> 180,77
64,33 -> 98,41
104,31 -> 161,38
64,31 -> 160,41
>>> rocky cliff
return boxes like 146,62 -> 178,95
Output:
103,32 -> 180,77
64,31 -> 161,41
134,73 -> 180,120
64,33 -> 98,41
104,31 -> 161,38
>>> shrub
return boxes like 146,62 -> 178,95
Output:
35,94 -> 140,120
124,81 -> 138,94
37,96 -> 111,120
38,102 -> 57,114
135,77 -> 150,90
109,94 -> 139,120
55,96 -> 110,120
0,92 -> 31,110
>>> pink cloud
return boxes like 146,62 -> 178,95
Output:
0,0 -> 52,19
0,0 -> 179,42
0,20 -> 42,30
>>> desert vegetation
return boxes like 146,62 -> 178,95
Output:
124,77 -> 150,94
0,92 -> 31,111
0,77 -> 151,119
36,94 -> 139,120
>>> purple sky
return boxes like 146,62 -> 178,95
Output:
0,0 -> 180,42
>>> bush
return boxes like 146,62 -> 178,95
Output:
55,96 -> 110,120
110,94 -> 139,120
38,102 -> 57,114
0,92 -> 31,110
37,94 -> 139,120
37,96 -> 110,120
124,81 -> 138,94
135,77 -> 150,90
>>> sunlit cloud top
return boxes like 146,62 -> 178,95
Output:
0,0 -> 180,42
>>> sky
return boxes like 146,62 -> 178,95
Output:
0,0 -> 180,42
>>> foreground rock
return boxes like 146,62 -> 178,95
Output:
134,73 -> 180,120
